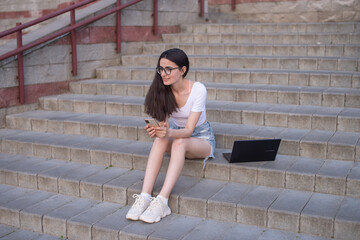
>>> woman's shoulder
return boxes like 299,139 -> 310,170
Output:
192,81 -> 206,92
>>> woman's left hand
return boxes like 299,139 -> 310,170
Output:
155,121 -> 169,138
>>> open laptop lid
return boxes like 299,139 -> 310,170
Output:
223,139 -> 281,163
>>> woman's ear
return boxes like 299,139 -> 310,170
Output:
181,66 -> 187,76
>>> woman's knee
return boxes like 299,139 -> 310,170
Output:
153,137 -> 170,146
171,138 -> 188,151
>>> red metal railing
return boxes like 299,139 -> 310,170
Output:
200,0 -> 236,17
0,0 -> 158,104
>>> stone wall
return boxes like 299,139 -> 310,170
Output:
0,0 -> 201,109
207,0 -> 360,23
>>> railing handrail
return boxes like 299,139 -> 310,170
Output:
0,0 -> 157,105
0,0 -> 148,62
0,0 -> 97,39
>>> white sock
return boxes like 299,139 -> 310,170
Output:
140,192 -> 152,202
157,195 -> 168,205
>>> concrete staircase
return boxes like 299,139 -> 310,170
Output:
0,21 -> 360,240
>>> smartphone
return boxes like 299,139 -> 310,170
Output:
144,118 -> 160,127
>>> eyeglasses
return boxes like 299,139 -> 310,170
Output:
156,66 -> 180,75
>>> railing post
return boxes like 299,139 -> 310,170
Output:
232,0 -> 236,11
116,0 -> 121,53
199,0 -> 204,17
153,0 -> 158,35
70,2 -> 78,76
16,22 -> 25,104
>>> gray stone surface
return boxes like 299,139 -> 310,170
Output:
179,179 -> 226,218
267,189 -> 312,232
19,194 -> 74,232
208,182 -> 255,222
237,186 -> 282,227
92,206 -> 132,240
67,201 -> 120,240
1,20 -> 360,240
334,197 -> 360,240
42,197 -> 97,237
301,193 -> 343,237
180,219 -> 231,240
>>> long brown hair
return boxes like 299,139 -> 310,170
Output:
144,48 -> 190,122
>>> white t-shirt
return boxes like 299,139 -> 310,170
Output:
171,81 -> 207,127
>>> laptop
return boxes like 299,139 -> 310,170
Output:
223,139 -> 281,163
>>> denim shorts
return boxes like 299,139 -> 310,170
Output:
169,120 -> 216,167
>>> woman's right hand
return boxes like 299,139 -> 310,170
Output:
144,124 -> 157,138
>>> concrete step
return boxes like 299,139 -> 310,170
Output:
95,66 -> 360,89
70,79 -> 360,108
121,54 -> 360,72
0,184 -> 347,240
1,121 -> 360,195
0,120 -> 359,196
162,32 -> 360,44
0,223 -> 61,240
37,93 -> 360,134
180,22 -> 360,34
141,42 -> 360,57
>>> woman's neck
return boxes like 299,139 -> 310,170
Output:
171,78 -> 188,94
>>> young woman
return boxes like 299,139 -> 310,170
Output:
126,48 -> 215,223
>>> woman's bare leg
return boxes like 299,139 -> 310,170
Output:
159,138 -> 211,198
141,137 -> 172,194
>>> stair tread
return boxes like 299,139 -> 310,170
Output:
123,52 -> 360,60
0,129 -> 359,197
101,65 -> 360,75
74,78 -> 360,95
7,109 -> 360,141
0,152 -> 359,221
39,93 -> 360,120
0,184 -> 340,240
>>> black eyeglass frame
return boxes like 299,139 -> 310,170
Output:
156,66 -> 181,75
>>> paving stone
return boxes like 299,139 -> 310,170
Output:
181,219 -> 231,240
315,160 -> 353,195
179,179 -> 227,218
42,197 -> 98,237
300,130 -> 334,159
334,197 -> 360,240
67,201 -> 120,240
58,163 -> 103,197
0,190 -> 53,227
37,161 -> 84,193
80,166 -> 128,201
346,162 -> 360,198
92,206 -> 132,240
102,169 -> 143,205
237,186 -> 282,227
0,228 -> 40,240
256,156 -> 296,188
222,223 -> 264,240
19,194 -> 74,233
285,157 -> 324,192
119,213 -> 177,240
148,215 -> 204,240
327,131 -> 360,161
152,174 -> 200,214
207,182 -> 254,222
300,193 -> 343,238
267,189 -> 312,232
258,228 -> 297,240
0,224 -> 15,238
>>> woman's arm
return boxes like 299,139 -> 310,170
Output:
155,111 -> 201,139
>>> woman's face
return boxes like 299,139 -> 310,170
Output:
159,58 -> 185,86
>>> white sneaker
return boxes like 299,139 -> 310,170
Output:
139,197 -> 171,223
126,194 -> 150,221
